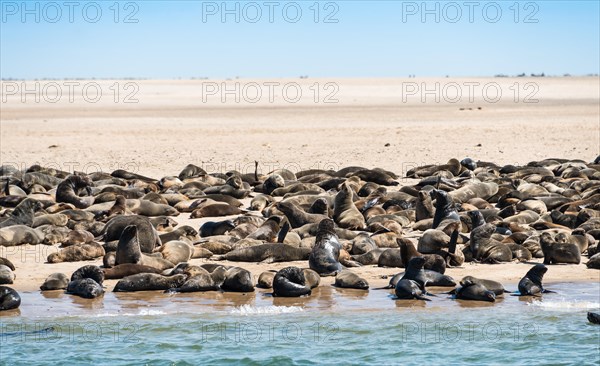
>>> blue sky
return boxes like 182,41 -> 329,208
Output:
1,1 -> 599,79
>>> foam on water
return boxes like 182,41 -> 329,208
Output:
528,298 -> 600,311
87,309 -> 167,317
229,305 -> 304,315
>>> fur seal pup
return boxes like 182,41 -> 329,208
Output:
47,243 -> 105,263
56,175 -> 94,209
588,312 -> 600,324
215,243 -> 309,263
40,273 -> 69,290
103,264 -> 163,279
273,267 -> 312,297
0,265 -> 15,284
66,278 -> 104,298
71,265 -> 104,285
518,264 -> 553,296
114,273 -> 187,292
115,226 -> 174,270
221,267 -> 254,292
333,182 -> 366,230
334,270 -> 369,290
103,215 -> 161,253
200,220 -> 235,237
309,219 -> 343,276
257,271 -> 276,288
540,232 -> 581,265
394,279 -> 430,301
0,286 -> 21,310
0,198 -> 43,228
455,283 -> 496,302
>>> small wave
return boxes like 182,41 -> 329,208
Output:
229,305 -> 304,315
87,309 -> 166,317
528,298 -> 600,311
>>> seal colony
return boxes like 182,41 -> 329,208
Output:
0,157 -> 599,313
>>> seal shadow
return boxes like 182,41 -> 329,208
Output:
393,298 -> 428,308
66,293 -> 105,310
40,290 -> 66,300
331,286 -> 369,299
455,298 -> 502,308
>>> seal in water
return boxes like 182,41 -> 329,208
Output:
455,283 -> 496,302
517,264 -> 553,296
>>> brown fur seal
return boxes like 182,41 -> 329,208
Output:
518,264 -> 553,296
257,271 -> 277,288
103,264 -> 163,279
334,270 -> 369,289
309,219 -> 343,276
221,267 -> 254,292
157,241 -> 192,264
40,273 -> 69,290
0,286 -> 21,310
214,243 -> 310,263
190,203 -> 243,218
56,175 -> 94,209
276,201 -> 328,229
540,232 -> 581,264
273,267 -> 312,297
469,223 -> 512,263
333,182 -> 366,230
0,265 -> 15,285
0,198 -> 43,228
66,278 -> 104,298
113,273 -> 187,292
47,243 -> 105,263
103,215 -> 161,253
115,225 -> 174,270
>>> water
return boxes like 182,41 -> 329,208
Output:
1,282 -> 599,365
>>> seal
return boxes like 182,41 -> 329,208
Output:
56,174 -> 94,209
103,264 -> 163,279
400,256 -> 456,288
455,283 -> 496,302
518,264 -> 553,296
257,271 -> 276,288
303,268 -> 321,288
588,312 -> 600,324
309,219 -> 343,276
159,226 -> 198,243
115,225 -> 174,270
215,243 -> 309,263
94,195 -> 127,221
40,273 -> 69,290
246,216 -> 284,242
431,189 -> 460,230
415,190 -> 435,222
540,232 -> 581,265
63,229 -> 95,247
0,265 -> 15,285
273,266 -> 311,297
113,273 -> 187,292
0,225 -> 45,246
221,267 -> 254,292
399,239 -> 446,274
66,278 -> 104,298
158,241 -> 192,264
0,198 -> 43,228
47,243 -> 105,263
459,276 -> 507,296
0,257 -> 15,271
334,270 -> 369,290
469,223 -> 512,263
190,203 -> 244,218
394,279 -> 430,301
103,215 -> 162,253
167,267 -> 222,293
587,253 -> 600,269
0,286 -> 21,310
333,182 -> 366,230
276,201 -> 328,229
71,265 -> 104,285
200,220 -> 236,237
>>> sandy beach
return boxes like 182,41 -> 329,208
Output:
1,76 -> 599,298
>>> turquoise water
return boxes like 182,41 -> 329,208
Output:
1,282 -> 599,365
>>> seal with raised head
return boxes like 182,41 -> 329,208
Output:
221,267 -> 254,292
273,266 -> 311,297
540,232 -> 581,265
0,198 -> 43,228
103,215 -> 161,253
431,189 -> 460,230
56,174 -> 94,209
115,225 -> 174,270
459,276 -> 507,296
309,219 -> 343,276
0,286 -> 21,310
518,264 -> 553,296
469,223 -> 512,263
394,279 -> 430,301
333,182 -> 366,230
276,201 -> 328,229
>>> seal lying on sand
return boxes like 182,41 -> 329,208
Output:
273,267 -> 311,297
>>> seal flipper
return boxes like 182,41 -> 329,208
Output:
415,295 -> 432,301
542,289 -> 556,294
277,221 -> 290,243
